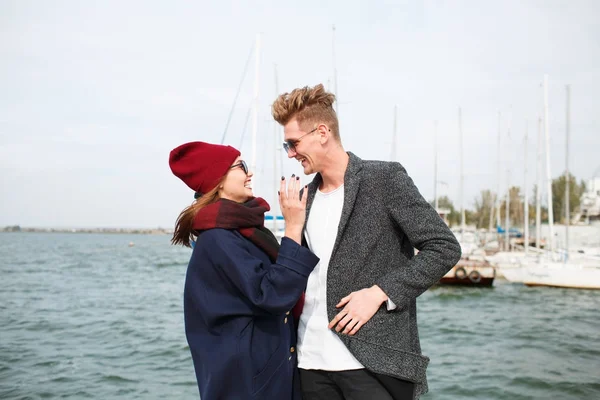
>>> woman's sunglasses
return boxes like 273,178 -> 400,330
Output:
230,160 -> 249,175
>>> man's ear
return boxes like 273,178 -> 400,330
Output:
318,123 -> 330,144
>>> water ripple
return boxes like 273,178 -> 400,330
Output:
1,232 -> 599,399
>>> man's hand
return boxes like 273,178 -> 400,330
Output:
328,285 -> 389,336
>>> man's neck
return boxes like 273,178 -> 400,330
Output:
318,148 -> 349,193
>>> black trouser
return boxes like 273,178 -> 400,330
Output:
299,368 -> 415,400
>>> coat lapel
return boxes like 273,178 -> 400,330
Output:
331,152 -> 362,259
303,174 -> 321,235
302,152 -> 363,256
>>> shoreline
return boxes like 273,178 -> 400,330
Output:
1,227 -> 172,235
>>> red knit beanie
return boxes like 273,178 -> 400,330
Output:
169,141 -> 241,194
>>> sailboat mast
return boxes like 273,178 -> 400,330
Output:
434,120 -> 439,211
505,108 -> 511,251
496,111 -> 502,230
544,74 -> 555,254
251,34 -> 261,191
391,105 -> 398,161
332,25 -> 338,116
565,84 -> 570,257
535,115 -> 542,250
273,63 -> 280,234
524,122 -> 529,255
459,107 -> 465,233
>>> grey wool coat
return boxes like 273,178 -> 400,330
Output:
302,152 -> 462,398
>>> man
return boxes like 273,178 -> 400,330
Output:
271,84 -> 462,400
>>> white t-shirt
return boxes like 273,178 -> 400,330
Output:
297,184 -> 364,370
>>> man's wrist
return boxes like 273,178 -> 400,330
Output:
370,285 -> 389,304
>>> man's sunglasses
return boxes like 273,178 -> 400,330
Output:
230,160 -> 249,175
282,127 -> 318,153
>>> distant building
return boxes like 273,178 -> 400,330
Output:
581,177 -> 600,221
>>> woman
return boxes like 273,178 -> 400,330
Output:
169,141 -> 318,399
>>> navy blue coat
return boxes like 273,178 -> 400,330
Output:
184,229 -> 319,399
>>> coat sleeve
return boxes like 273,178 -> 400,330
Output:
197,230 -> 319,315
375,163 -> 462,311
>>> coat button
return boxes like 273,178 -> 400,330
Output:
284,317 -> 288,324
289,356 -> 292,361
290,347 -> 295,353
286,311 -> 290,315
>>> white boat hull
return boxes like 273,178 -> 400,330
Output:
499,267 -> 528,283
522,264 -> 600,290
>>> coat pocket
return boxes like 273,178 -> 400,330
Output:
252,348 -> 286,395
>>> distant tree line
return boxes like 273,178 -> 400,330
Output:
432,172 -> 587,228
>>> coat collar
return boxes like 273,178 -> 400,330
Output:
304,152 -> 363,256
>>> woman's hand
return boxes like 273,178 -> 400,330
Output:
279,175 -> 308,244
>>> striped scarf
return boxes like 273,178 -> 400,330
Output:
193,197 -> 304,319
193,197 -> 279,261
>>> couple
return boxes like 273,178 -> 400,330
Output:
169,84 -> 461,400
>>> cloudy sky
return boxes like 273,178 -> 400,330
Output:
1,0 -> 599,228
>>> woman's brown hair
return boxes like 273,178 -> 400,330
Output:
171,175 -> 227,247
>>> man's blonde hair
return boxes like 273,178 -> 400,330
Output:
271,84 -> 340,140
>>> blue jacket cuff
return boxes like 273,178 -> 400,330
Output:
277,237 -> 320,277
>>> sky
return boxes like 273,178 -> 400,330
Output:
1,0 -> 599,228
